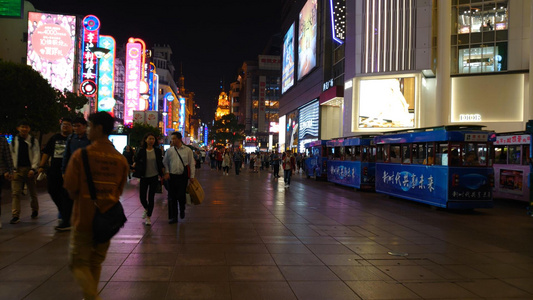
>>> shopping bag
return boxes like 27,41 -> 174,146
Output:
186,178 -> 204,205
186,193 -> 192,206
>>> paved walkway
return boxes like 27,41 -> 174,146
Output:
1,164 -> 533,300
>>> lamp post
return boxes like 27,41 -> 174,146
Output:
89,46 -> 110,113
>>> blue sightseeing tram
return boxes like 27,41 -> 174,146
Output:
326,137 -> 376,190
373,125 -> 496,209
304,140 -> 328,180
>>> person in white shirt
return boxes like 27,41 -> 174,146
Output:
163,132 -> 195,224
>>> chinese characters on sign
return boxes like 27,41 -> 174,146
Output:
464,133 -> 488,142
494,135 -> 530,145
382,170 -> 435,192
97,35 -> 116,114
80,15 -> 100,97
124,41 -> 142,124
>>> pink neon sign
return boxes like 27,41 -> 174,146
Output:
124,42 -> 142,124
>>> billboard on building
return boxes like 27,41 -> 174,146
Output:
285,109 -> 299,151
282,23 -> 295,94
124,41 -> 142,124
97,35 -> 116,114
27,12 -> 76,92
299,99 -> 319,152
358,77 -> 415,128
79,15 -> 100,96
146,111 -> 158,128
0,0 -> 22,18
298,0 -> 317,80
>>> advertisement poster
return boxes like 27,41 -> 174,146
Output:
145,111 -> 158,128
282,23 -> 295,94
27,12 -> 76,92
298,0 -> 317,80
328,160 -> 376,189
499,169 -> 523,195
298,100 -> 319,152
285,110 -> 299,151
133,111 -> 145,124
359,77 -> 415,128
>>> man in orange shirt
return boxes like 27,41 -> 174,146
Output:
64,112 -> 129,300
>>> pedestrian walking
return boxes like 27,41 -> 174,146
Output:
133,133 -> 164,226
282,151 -> 296,188
272,151 -> 280,178
0,136 -> 14,229
222,149 -> 231,175
63,112 -> 129,300
233,150 -> 243,175
254,152 -> 262,172
296,153 -> 302,173
163,132 -> 195,224
37,117 -> 73,230
209,150 -> 216,169
216,149 -> 223,171
9,120 -> 40,224
122,145 -> 135,179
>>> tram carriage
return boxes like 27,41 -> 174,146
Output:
303,140 -> 328,180
373,125 -> 496,209
326,137 -> 376,190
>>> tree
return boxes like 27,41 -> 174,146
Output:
209,113 -> 245,147
0,61 -> 88,134
121,122 -> 162,148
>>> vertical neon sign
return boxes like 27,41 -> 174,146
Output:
153,73 -> 159,111
179,96 -> 186,136
204,126 -> 208,145
124,40 -> 142,124
148,63 -> 155,111
80,15 -> 100,97
97,35 -> 116,114
164,92 -> 174,135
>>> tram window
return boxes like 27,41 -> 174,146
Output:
494,146 -> 507,164
383,144 -> 391,162
362,146 -> 373,162
334,147 -> 342,160
464,143 -> 481,166
425,144 -> 435,165
412,143 -> 426,164
328,147 -> 335,160
402,144 -> 411,164
369,146 -> 376,162
345,146 -> 352,160
523,145 -> 530,165
449,144 -> 462,166
478,144 -> 489,166
390,145 -> 401,163
436,143 -> 449,165
508,145 -> 521,165
339,146 -> 346,161
354,146 -> 361,161
376,145 -> 385,162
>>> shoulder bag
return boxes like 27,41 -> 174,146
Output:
174,147 -> 190,178
82,148 -> 127,244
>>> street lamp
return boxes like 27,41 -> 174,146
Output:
89,46 -> 110,113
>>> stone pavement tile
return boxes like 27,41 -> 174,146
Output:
332,236 -> 377,245
502,278 -> 533,294
330,265 -> 392,281
315,253 -> 365,265
306,244 -> 355,254
366,259 -> 419,266
346,243 -> 391,254
403,282 -> 478,299
265,243 -> 313,254
442,265 -> 493,279
123,252 -> 178,266
469,263 -> 533,279
229,266 -> 285,281
166,282 -> 231,300
175,252 -> 227,266
279,265 -> 339,281
0,251 -> 27,269
379,244 -> 431,254
23,279 -> 84,300
297,236 -> 341,244
101,252 -> 129,266
482,252 -> 533,264
260,236 -> 302,244
230,282 -> 297,300
271,253 -> 324,266
346,281 -> 421,299
225,253 -> 275,265
457,279 -> 532,298
223,243 -> 270,254
170,266 -> 230,282
111,265 -> 173,281
0,264 -> 62,282
289,281 -> 361,300
99,282 -> 169,300
375,265 -> 444,281
132,243 -> 181,254
0,282 -> 42,300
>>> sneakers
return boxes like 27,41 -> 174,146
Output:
31,211 -> 38,219
141,210 -> 147,219
144,217 -> 151,226
55,224 -> 71,231
10,217 -> 20,224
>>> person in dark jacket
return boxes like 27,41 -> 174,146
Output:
133,133 -> 164,226
122,145 -> 135,179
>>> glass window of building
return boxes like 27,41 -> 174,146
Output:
451,0 -> 508,74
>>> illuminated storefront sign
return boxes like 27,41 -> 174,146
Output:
286,110 -> 299,150
204,126 -> 209,145
298,0 -> 317,80
27,12 -> 76,92
329,0 -> 346,44
80,15 -> 100,96
258,76 -> 266,132
97,35 -> 116,113
0,0 -> 23,18
179,96 -> 186,136
147,63 -> 156,111
299,100 -> 319,152
124,39 -> 142,124
282,22 -> 295,94
359,77 -> 415,128
164,92 -> 174,135
459,114 -> 482,122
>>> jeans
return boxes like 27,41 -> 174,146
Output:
139,175 -> 159,217
47,170 -> 72,225
222,166 -> 229,173
69,228 -> 110,300
168,173 -> 188,220
234,161 -> 242,175
11,166 -> 38,217
284,169 -> 292,185
273,164 -> 280,177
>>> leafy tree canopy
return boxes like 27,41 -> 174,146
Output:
209,113 -> 245,147
120,122 -> 162,149
0,61 -> 87,135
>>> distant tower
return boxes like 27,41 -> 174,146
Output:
215,89 -> 230,120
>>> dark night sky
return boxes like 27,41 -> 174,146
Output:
28,0 -> 282,123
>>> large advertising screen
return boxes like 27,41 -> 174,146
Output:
282,23 -> 295,94
299,99 -> 319,152
359,77 -> 415,128
0,0 -> 22,18
27,12 -> 76,92
298,0 -> 317,80
285,110 -> 299,151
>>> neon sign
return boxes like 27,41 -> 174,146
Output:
179,96 -> 186,136
80,15 -> 100,97
329,0 -> 346,44
164,92 -> 174,135
97,35 -> 116,114
124,39 -> 142,124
